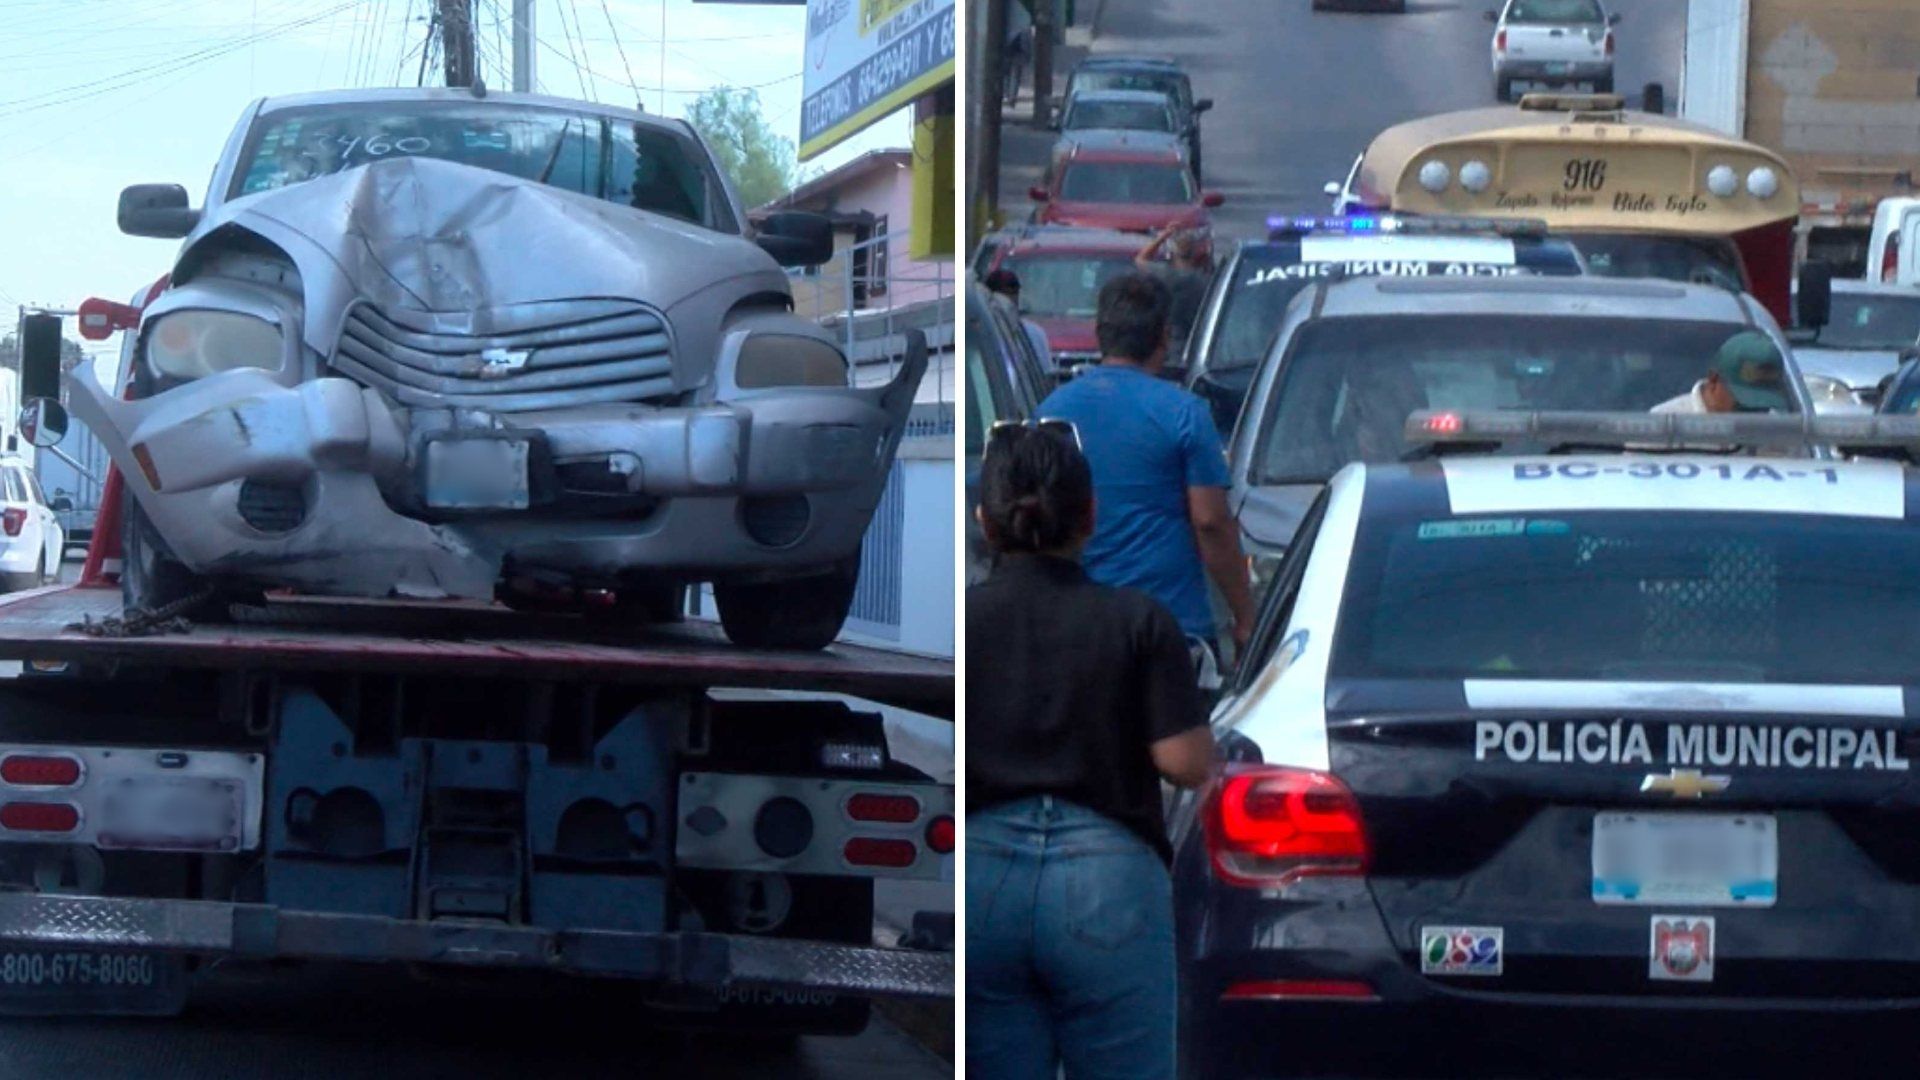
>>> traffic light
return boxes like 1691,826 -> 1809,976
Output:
19,313 -> 62,402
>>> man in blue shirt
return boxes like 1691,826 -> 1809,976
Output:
1039,273 -> 1255,654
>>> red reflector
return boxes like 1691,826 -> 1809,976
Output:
926,815 -> 955,854
0,509 -> 23,537
1206,766 -> 1369,887
1425,412 -> 1463,436
1220,979 -> 1377,1002
846,793 -> 920,823
0,755 -> 81,787
0,802 -> 79,832
844,837 -> 917,868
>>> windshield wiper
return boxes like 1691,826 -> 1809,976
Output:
537,119 -> 573,185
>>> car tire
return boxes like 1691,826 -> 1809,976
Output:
1595,74 -> 1615,94
122,493 -> 252,621
1495,75 -> 1514,102
713,558 -> 860,651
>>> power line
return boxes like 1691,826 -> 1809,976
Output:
596,0 -> 642,108
553,0 -> 596,102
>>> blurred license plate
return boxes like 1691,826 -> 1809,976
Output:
98,775 -> 247,852
0,948 -> 185,1015
1545,61 -> 1573,74
425,439 -> 530,509
1593,813 -> 1776,907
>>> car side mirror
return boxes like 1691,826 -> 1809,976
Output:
755,210 -> 834,268
17,312 -> 63,404
18,398 -> 67,449
1202,191 -> 1226,208
118,183 -> 200,239
1608,12 -> 1623,25
1323,180 -> 1342,198
1798,262 -> 1834,331
1194,98 -> 1214,114
1029,186 -> 1050,202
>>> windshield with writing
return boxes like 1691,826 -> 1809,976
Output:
999,254 -> 1136,318
1336,510 -> 1917,684
1566,233 -> 1744,291
1254,316 -> 1791,484
1817,293 -> 1920,350
1060,161 -> 1193,204
234,102 -> 729,231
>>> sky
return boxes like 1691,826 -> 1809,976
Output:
0,0 -> 909,363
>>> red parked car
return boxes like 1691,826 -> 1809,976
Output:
1030,142 -> 1223,241
987,227 -> 1156,370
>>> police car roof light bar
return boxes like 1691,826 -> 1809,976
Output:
1266,214 -> 1550,242
1405,410 -> 1920,450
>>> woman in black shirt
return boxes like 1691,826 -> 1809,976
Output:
965,422 -> 1215,1080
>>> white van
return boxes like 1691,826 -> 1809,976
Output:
1867,196 -> 1920,286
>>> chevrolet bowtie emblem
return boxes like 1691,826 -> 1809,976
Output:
1640,769 -> 1731,799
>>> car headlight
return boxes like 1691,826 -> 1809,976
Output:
734,333 -> 850,388
145,310 -> 284,381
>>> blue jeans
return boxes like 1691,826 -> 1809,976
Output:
966,796 -> 1176,1080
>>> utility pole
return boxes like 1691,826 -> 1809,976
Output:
511,0 -> 534,92
438,0 -> 475,89
970,0 -> 1006,241
1031,0 -> 1054,128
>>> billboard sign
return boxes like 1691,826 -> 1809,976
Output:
801,0 -> 954,160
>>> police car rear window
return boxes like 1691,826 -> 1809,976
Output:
1204,244 -> 1579,375
1253,317 -> 1794,484
1333,511 -> 1920,685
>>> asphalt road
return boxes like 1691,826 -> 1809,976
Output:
997,0 -> 1685,243
0,960 -> 948,1079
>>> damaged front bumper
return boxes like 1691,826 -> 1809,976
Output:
68,334 -> 928,599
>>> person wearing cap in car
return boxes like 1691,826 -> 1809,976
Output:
1653,331 -> 1790,414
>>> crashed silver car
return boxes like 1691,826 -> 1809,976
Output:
70,88 -> 922,650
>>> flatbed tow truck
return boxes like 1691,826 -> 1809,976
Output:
0,482 -> 953,1029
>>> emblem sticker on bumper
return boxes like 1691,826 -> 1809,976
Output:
1420,926 -> 1502,976
1649,915 -> 1715,982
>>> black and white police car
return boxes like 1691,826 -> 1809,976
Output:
1180,215 -> 1584,437
1172,409 -> 1920,1079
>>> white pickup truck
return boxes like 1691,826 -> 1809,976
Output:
1487,0 -> 1618,102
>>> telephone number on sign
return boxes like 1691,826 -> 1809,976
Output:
0,952 -> 157,987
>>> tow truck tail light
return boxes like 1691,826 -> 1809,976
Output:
1885,231 -> 1902,283
1205,766 -> 1368,887
1495,29 -> 1507,52
844,837 -> 917,868
0,754 -> 81,787
926,815 -> 955,854
846,793 -> 920,823
0,802 -> 79,833
1,509 -> 24,537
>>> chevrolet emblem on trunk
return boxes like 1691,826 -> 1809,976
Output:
1640,769 -> 1731,799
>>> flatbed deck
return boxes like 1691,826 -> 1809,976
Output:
0,585 -> 952,718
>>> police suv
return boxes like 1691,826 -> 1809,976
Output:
1173,410 -> 1920,1079
1180,215 -> 1584,437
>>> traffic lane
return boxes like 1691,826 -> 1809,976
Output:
0,961 -> 949,1079
995,0 -> 1683,242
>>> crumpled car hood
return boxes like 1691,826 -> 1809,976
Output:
185,157 -> 789,382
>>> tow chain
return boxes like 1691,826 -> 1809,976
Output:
64,586 -> 217,638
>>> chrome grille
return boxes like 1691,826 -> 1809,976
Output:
334,300 -> 676,412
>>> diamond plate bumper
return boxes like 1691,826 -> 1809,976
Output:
0,893 -> 950,999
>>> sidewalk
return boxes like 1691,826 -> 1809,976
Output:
992,3 -> 1107,227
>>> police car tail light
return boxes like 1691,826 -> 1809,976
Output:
1206,766 -> 1369,887
0,509 -> 24,538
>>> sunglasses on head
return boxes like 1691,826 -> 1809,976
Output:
988,418 -> 1084,451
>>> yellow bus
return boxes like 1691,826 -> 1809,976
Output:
1336,94 -> 1801,325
